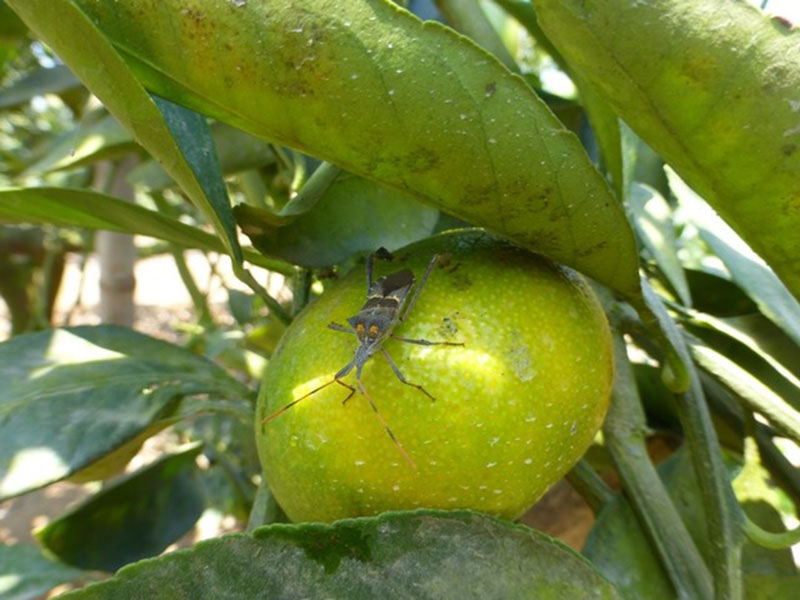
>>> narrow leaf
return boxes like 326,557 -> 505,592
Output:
128,123 -> 276,191
6,0 -> 242,263
0,326 -> 248,500
0,544 -> 85,600
0,187 -> 292,273
628,182 -> 691,305
26,114 -> 136,174
669,168 -> 800,346
37,444 -> 206,572
0,64 -> 80,109
59,510 -> 621,599
67,0 -> 641,298
584,448 -> 795,600
533,0 -> 800,298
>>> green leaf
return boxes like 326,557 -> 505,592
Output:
745,575 -> 800,599
0,64 -> 80,109
668,168 -> 800,346
0,544 -> 85,600
6,0 -> 242,263
0,187 -> 292,273
65,0 -> 640,298
684,269 -> 757,317
628,182 -> 690,306
27,114 -> 136,174
128,123 -> 276,191
584,449 -> 796,600
685,332 -> 800,444
678,309 -> 800,412
236,172 -> 439,267
37,444 -> 206,573
533,0 -> 800,299
0,325 -> 249,500
59,510 -> 621,599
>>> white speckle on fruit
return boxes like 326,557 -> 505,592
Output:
546,423 -> 554,429
486,462 -> 497,468
357,488 -> 364,493
524,458 -> 533,464
392,485 -> 400,492
524,414 -> 536,423
354,460 -> 365,466
493,489 -> 503,495
489,436 -> 500,446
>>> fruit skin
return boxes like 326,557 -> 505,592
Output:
256,230 -> 613,523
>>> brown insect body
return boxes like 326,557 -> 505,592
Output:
263,249 -> 462,467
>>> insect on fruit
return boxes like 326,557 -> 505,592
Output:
262,248 -> 463,467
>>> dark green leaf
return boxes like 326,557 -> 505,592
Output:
236,172 -> 439,267
0,544 -> 85,600
628,183 -> 690,305
534,0 -> 800,299
128,123 -> 276,191
67,0 -> 641,298
669,169 -> 800,346
151,96 -> 241,264
37,444 -> 205,573
6,0 -> 242,263
0,65 -> 80,109
0,187 -> 292,273
0,325 -> 249,500
584,449 -> 796,599
684,269 -> 757,317
60,510 -> 621,599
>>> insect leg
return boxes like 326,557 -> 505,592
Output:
399,254 -> 440,322
355,377 -> 416,469
391,334 -> 463,346
327,322 -> 353,334
380,347 -> 436,402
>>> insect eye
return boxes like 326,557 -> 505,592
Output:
368,325 -> 380,338
356,323 -> 366,337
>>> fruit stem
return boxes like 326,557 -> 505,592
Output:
565,460 -> 613,514
639,281 -> 745,600
605,322 -> 714,600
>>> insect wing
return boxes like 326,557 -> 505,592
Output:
376,269 -> 414,303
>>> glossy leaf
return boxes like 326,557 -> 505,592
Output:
669,168 -> 800,346
686,333 -> 800,444
0,187 -> 291,272
533,0 -> 800,299
6,0 -> 242,263
679,310 -> 800,411
60,510 -> 621,599
0,325 -> 249,500
628,182 -> 690,306
0,544 -> 85,600
584,449 -> 796,599
0,64 -> 80,109
236,172 -> 439,267
37,444 -> 206,572
65,0 -> 640,298
129,123 -> 276,190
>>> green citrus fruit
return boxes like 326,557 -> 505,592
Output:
256,230 -> 613,522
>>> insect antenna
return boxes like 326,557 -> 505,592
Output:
261,378 -> 356,424
356,378 -> 416,469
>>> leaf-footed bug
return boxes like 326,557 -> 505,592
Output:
262,248 -> 463,468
